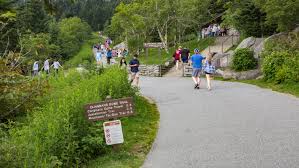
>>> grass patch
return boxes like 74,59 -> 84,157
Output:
240,80 -> 299,97
0,67 -> 159,167
87,96 -> 159,168
65,33 -> 103,68
216,77 -> 299,97
125,38 -> 215,65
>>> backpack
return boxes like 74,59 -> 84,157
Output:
203,61 -> 216,74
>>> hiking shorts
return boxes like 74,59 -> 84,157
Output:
131,72 -> 140,78
192,68 -> 201,77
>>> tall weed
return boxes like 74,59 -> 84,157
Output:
0,67 -> 135,167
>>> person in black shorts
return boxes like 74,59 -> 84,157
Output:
129,54 -> 140,86
181,47 -> 190,63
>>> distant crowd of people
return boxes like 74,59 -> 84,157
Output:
93,37 -> 139,86
32,59 -> 63,76
93,38 -> 129,66
201,24 -> 227,39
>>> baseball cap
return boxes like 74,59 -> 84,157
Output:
194,48 -> 200,53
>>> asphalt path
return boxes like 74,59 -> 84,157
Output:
140,77 -> 299,168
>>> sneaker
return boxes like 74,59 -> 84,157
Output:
196,85 -> 200,89
194,84 -> 198,89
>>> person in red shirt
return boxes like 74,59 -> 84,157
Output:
173,46 -> 182,70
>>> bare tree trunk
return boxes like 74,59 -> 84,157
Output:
157,28 -> 169,54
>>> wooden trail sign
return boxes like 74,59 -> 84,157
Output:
85,97 -> 134,121
143,42 -> 164,48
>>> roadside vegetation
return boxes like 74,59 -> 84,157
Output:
0,67 -> 159,167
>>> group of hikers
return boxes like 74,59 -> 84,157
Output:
32,59 -> 63,76
93,41 -> 129,66
201,24 -> 227,39
93,38 -> 140,86
173,46 -> 216,91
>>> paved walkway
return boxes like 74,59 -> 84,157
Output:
140,77 -> 299,168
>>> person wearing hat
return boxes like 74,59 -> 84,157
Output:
190,48 -> 205,89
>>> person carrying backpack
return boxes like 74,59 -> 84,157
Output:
203,52 -> 217,91
181,47 -> 190,63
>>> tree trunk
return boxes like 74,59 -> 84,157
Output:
157,28 -> 169,53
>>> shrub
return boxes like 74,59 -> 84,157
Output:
232,48 -> 257,71
262,51 -> 299,83
57,17 -> 92,59
0,58 -> 47,121
0,67 -> 136,167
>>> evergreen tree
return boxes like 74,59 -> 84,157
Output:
16,0 -> 49,34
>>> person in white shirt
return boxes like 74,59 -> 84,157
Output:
33,61 -> 39,76
42,59 -> 50,74
212,24 -> 218,37
51,60 -> 63,75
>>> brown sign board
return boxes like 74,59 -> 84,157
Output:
144,42 -> 164,48
85,97 -> 134,121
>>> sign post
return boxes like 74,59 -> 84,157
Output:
144,42 -> 164,58
103,120 -> 124,145
85,97 -> 134,121
84,97 -> 135,148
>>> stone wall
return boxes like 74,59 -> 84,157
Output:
129,60 -> 175,77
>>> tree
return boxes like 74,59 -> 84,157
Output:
0,0 -> 17,55
222,0 -> 277,37
57,17 -> 92,59
254,0 -> 299,32
16,0 -> 49,34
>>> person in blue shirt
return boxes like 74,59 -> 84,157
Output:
106,48 -> 112,65
129,54 -> 140,86
190,48 -> 205,89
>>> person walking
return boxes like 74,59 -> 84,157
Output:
212,24 -> 218,37
42,59 -> 50,74
106,48 -> 112,65
119,57 -> 127,69
190,49 -> 205,89
129,54 -> 140,86
51,60 -> 63,75
32,61 -> 39,76
181,47 -> 190,63
173,46 -> 182,70
203,52 -> 217,91
96,49 -> 103,66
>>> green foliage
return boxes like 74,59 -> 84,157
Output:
254,0 -> 299,32
87,96 -> 159,168
57,17 -> 92,59
0,56 -> 48,121
232,48 -> 257,71
107,0 -> 211,49
262,51 -> 299,83
21,33 -> 60,61
65,33 -> 101,68
16,0 -> 49,34
263,31 -> 299,54
223,0 -> 277,37
0,0 -> 17,54
0,67 -> 136,167
261,31 -> 299,83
